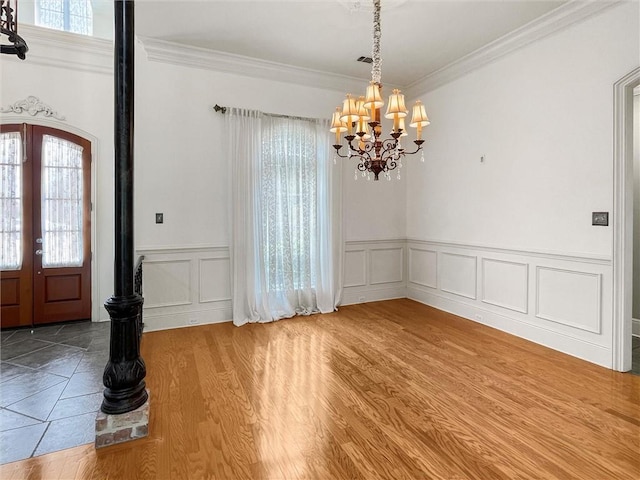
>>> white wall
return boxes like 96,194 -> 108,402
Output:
405,2 -> 639,368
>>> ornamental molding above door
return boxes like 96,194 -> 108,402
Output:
0,96 -> 66,120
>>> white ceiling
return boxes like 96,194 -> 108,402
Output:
134,0 -> 568,88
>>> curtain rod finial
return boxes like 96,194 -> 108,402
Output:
214,104 -> 227,114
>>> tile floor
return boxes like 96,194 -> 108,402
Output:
0,321 -> 109,464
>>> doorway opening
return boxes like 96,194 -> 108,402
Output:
632,85 -> 640,374
613,67 -> 640,372
1,124 -> 92,328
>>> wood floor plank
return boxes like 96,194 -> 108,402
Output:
2,299 -> 639,479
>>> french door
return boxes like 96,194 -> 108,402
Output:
1,124 -> 91,328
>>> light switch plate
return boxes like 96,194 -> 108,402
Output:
155,213 -> 163,224
592,212 -> 608,226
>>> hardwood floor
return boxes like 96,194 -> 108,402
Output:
2,299 -> 639,479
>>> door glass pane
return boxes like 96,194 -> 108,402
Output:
41,135 -> 84,268
0,132 -> 23,270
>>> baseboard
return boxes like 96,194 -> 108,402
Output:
633,318 -> 640,336
341,285 -> 407,306
142,306 -> 232,332
407,286 -> 612,369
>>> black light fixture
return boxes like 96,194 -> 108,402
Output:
1,0 -> 28,59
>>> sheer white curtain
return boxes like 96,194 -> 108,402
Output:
226,108 -> 342,326
0,132 -> 23,270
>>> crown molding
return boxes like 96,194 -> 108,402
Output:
1,24 -> 113,75
404,0 -> 622,98
138,36 -> 366,94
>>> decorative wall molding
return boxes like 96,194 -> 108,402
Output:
344,249 -> 367,288
408,247 -> 438,289
342,239 -> 407,305
408,287 -> 613,368
439,252 -> 478,300
1,24 -> 113,75
406,238 -> 613,368
0,96 -> 65,120
137,246 -> 232,330
139,36 -> 366,94
407,238 -> 611,265
404,0 -> 621,98
535,267 -> 602,334
369,247 -> 404,285
481,258 -> 529,314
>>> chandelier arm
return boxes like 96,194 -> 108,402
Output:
402,140 -> 426,155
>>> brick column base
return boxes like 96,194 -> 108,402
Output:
95,390 -> 150,448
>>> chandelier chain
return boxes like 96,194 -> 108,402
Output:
371,0 -> 381,84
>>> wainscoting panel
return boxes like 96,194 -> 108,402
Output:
342,240 -> 407,305
482,258 -> 528,313
344,250 -> 367,288
536,267 -> 602,334
137,246 -> 232,331
370,247 -> 403,285
406,239 -> 613,368
408,248 -> 437,289
199,257 -> 232,303
439,252 -> 477,300
142,260 -> 191,309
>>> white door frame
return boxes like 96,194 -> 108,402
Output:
612,67 -> 640,371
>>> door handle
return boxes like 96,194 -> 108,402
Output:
35,249 -> 43,255
36,238 -> 43,244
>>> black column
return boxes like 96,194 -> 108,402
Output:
101,0 -> 147,415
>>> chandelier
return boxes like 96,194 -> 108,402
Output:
330,0 -> 429,181
1,0 -> 28,59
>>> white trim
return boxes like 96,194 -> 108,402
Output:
534,267 -> 602,334
633,319 -> 640,337
404,0 -> 621,98
408,247 -> 438,289
369,246 -> 404,285
343,249 -> 367,288
0,115 -> 101,324
138,36 -> 366,94
480,258 -> 529,314
137,245 -> 228,255
341,285 -> 407,306
3,24 -> 113,75
407,238 -> 611,265
612,67 -> 640,372
439,252 -> 478,300
408,287 -> 612,368
142,304 -> 232,332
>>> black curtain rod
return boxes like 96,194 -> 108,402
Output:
213,104 -> 322,123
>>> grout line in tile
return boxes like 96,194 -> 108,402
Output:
4,377 -> 68,410
1,407 -> 47,425
1,331 -> 17,342
1,341 -> 59,362
30,421 -> 52,458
